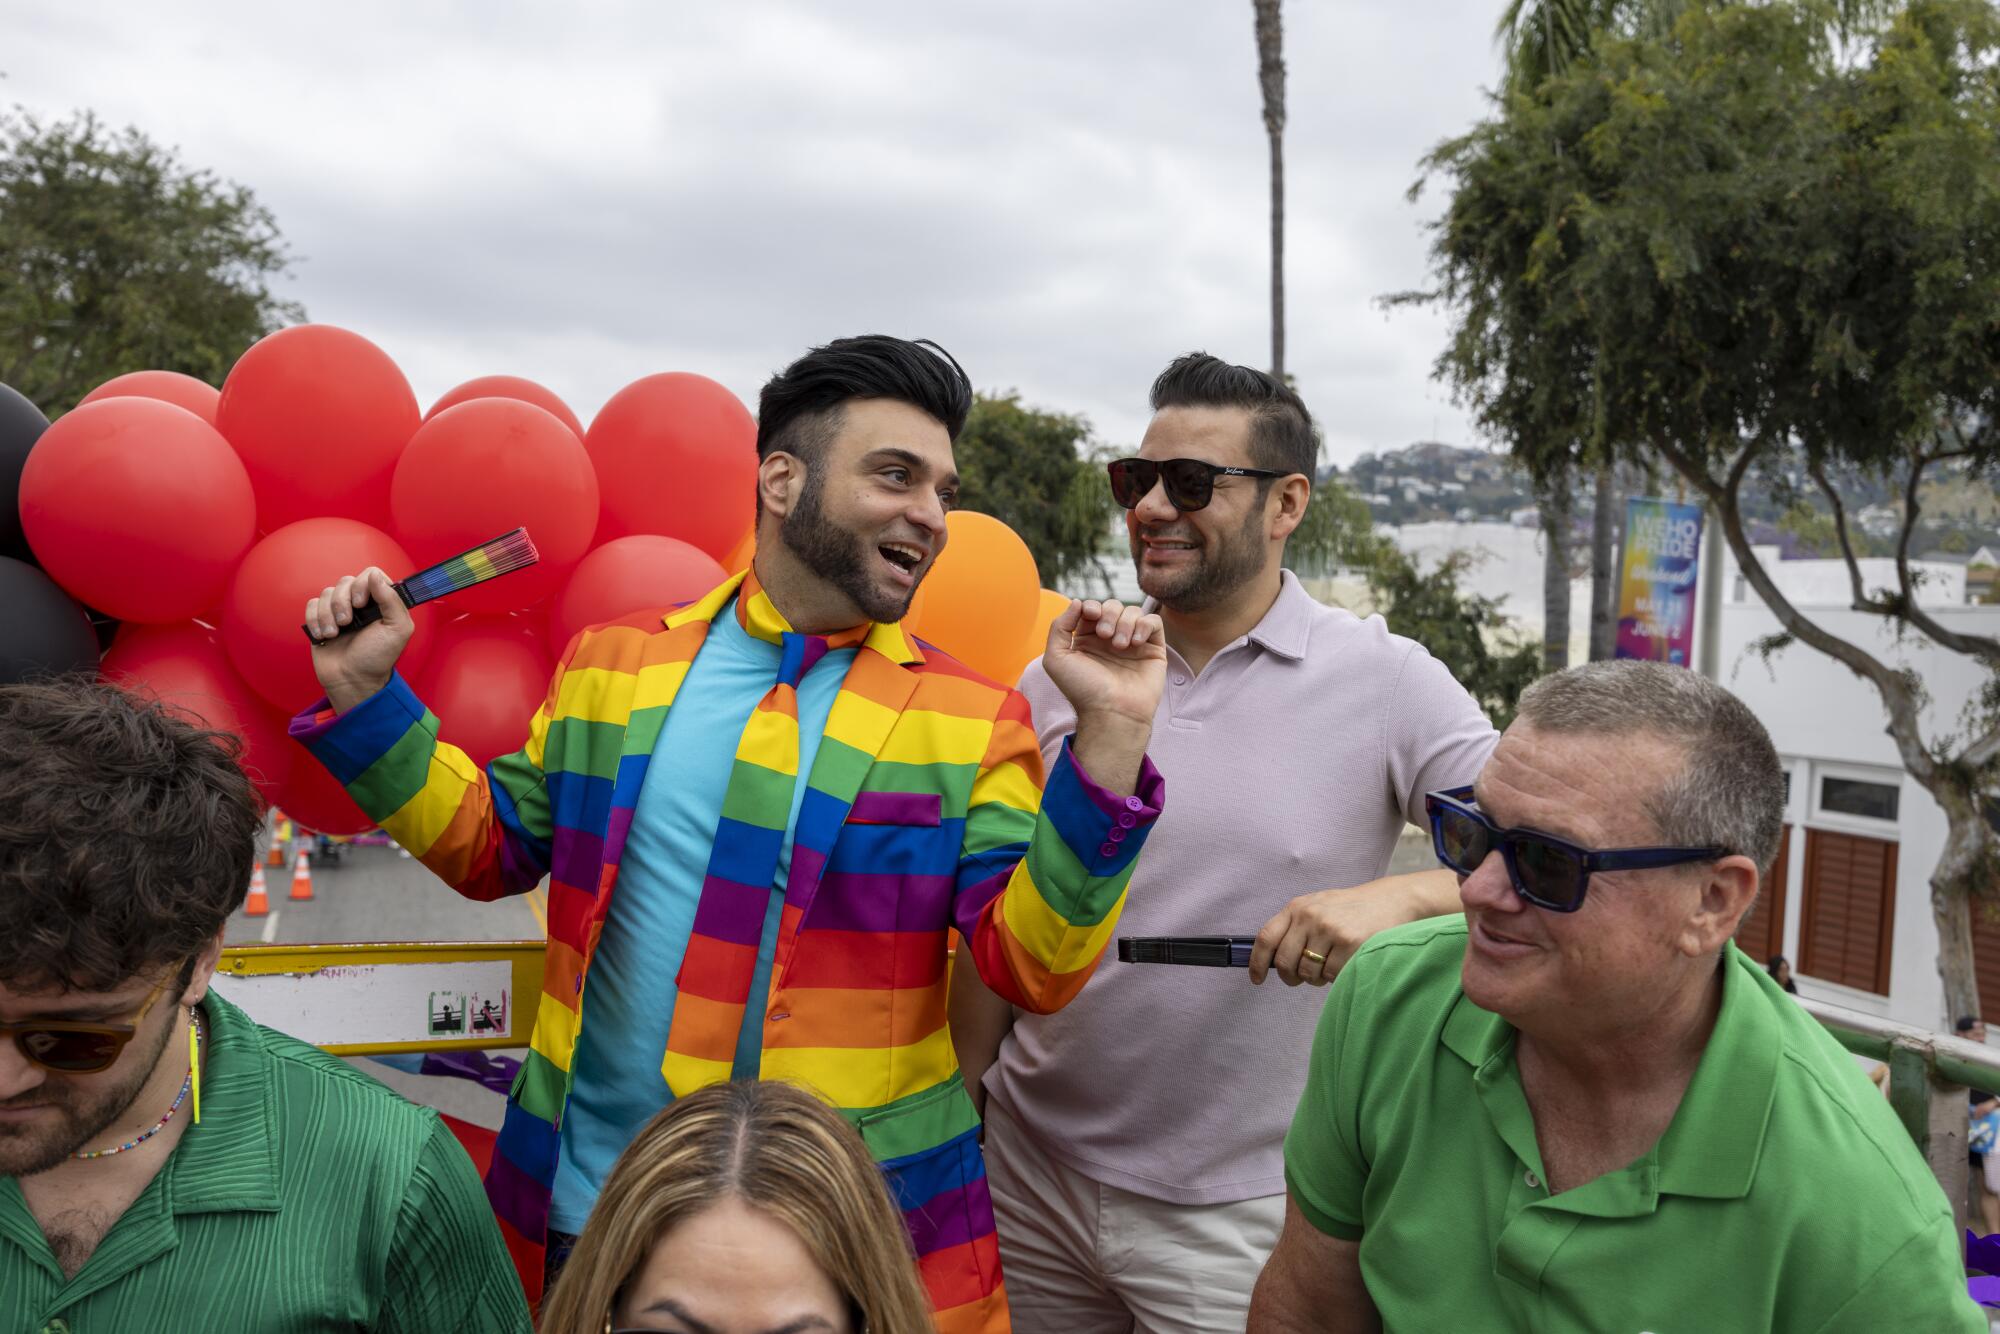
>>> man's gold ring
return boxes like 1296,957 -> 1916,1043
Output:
1301,948 -> 1327,967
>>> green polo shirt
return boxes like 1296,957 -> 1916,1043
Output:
0,991 -> 530,1334
1285,917 -> 1983,1333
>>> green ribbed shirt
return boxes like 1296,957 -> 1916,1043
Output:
1,992 -> 531,1334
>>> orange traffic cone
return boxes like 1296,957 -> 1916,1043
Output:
244,864 -> 269,917
288,848 -> 314,902
266,809 -> 288,866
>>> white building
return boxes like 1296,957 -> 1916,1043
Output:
1713,546 -> 2000,1034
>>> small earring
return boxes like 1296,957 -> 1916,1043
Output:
188,1007 -> 202,1125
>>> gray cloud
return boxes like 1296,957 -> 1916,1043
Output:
5,0 -> 1503,464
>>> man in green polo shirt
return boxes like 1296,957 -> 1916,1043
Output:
1251,661 -> 1982,1332
0,680 -> 530,1333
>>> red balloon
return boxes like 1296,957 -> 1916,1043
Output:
78,370 -> 222,425
427,375 -> 583,439
277,747 -> 376,836
583,372 -> 756,560
221,518 -> 432,711
19,398 -> 256,622
217,324 -> 420,530
390,399 -> 599,613
551,535 -> 726,654
100,620 -> 295,799
409,615 -> 554,768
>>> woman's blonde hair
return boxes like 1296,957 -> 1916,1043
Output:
539,1079 -> 934,1334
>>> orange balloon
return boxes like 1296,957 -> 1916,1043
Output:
905,512 -> 1039,682
723,528 -> 756,576
983,588 -> 1072,688
78,370 -> 222,426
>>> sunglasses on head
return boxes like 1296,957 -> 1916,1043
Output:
1106,457 -> 1292,512
1423,786 -> 1725,913
2,973 -> 176,1074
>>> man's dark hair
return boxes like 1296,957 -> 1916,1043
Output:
755,335 -> 974,470
0,679 -> 261,993
1149,352 -> 1318,479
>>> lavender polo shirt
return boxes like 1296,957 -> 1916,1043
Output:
983,570 -> 1499,1205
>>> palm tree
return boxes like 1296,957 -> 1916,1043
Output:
1497,0 -> 1624,662
1252,0 -> 1286,380
1538,478 -> 1573,671
1588,463 -> 1618,659
1495,0 -> 1624,97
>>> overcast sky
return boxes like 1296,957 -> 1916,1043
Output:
5,1 -> 1509,467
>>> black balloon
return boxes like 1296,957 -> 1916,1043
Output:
0,382 -> 50,564
0,555 -> 99,684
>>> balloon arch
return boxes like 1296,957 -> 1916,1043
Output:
0,327 -> 1068,832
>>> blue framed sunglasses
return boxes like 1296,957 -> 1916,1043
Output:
1423,786 -> 1725,913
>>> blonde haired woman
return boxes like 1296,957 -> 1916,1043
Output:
539,1080 -> 935,1334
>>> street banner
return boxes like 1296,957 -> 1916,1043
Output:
1614,497 -> 1705,666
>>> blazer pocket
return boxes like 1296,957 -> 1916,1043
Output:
847,791 -> 943,827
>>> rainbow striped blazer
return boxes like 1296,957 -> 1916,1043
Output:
291,574 -> 1163,1332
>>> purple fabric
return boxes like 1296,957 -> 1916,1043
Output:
486,1140 -> 551,1242
950,867 -> 1012,939
1062,744 -> 1165,823
420,1050 -> 521,1099
783,843 -> 829,909
901,1172 -> 994,1257
848,791 -> 943,826
549,827 -> 606,899
602,804 -> 637,868
689,874 -> 774,944
804,870 -> 956,932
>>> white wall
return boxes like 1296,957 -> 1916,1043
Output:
1718,594 -> 2000,1032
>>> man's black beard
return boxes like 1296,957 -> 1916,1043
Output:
1133,499 -> 1270,614
778,471 -> 916,625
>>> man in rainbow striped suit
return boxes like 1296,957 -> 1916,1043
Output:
294,336 -> 1167,1332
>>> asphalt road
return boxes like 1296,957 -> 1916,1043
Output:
224,842 -> 545,948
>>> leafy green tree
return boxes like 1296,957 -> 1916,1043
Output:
1407,0 -> 2000,1018
0,110 -> 301,415
952,392 -> 1118,588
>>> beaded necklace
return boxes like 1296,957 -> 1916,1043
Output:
70,1009 -> 201,1161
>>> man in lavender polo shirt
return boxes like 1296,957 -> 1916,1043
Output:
952,353 -> 1498,1332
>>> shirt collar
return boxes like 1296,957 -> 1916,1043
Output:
165,991 -> 281,1216
1651,946 -> 1779,1199
1442,943 -> 1777,1204
665,571 -> 924,667
1140,568 -> 1315,662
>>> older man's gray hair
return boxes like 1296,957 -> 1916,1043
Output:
1514,661 -> 1785,875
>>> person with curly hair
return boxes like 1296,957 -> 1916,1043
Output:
540,1080 -> 933,1334
0,678 -> 529,1333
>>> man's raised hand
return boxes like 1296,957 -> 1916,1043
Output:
305,566 -> 414,714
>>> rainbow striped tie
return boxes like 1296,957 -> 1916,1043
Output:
661,572 -> 871,1093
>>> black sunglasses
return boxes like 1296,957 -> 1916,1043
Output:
1106,457 -> 1292,512
1423,786 -> 1725,913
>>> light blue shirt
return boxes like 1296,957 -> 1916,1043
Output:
548,602 -> 855,1232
